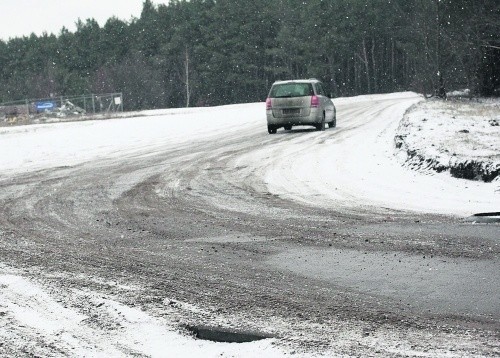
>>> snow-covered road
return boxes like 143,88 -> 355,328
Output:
1,93 -> 498,357
2,92 -> 497,216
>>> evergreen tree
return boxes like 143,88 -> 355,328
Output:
1,0 -> 498,108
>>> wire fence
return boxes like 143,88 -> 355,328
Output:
0,93 -> 123,126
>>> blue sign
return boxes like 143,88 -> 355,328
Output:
35,101 -> 56,111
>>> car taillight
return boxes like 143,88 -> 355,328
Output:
311,95 -> 319,108
266,97 -> 272,110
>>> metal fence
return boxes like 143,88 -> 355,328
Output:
0,93 -> 123,125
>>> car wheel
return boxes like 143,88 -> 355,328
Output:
268,125 -> 277,134
284,125 -> 292,130
317,114 -> 326,131
328,115 -> 336,128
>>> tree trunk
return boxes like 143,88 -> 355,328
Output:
354,56 -> 360,94
435,0 -> 446,98
391,38 -> 395,87
361,38 -> 371,93
371,38 -> 377,93
184,47 -> 190,107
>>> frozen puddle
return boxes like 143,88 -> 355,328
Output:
268,248 -> 500,318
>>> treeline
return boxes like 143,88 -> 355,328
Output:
0,0 -> 498,110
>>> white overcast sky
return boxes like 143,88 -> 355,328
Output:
0,0 -> 169,41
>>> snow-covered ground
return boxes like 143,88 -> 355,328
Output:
395,98 -> 499,183
257,93 -> 498,216
0,265 -> 285,357
1,92 -> 498,356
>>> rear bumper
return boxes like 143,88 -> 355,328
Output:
266,108 -> 322,127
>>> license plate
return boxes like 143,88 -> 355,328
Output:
283,108 -> 300,115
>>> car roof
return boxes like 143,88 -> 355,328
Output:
272,79 -> 320,85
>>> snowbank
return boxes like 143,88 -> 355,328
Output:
395,98 -> 500,182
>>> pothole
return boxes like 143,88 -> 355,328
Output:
185,325 -> 273,343
473,212 -> 500,217
465,212 -> 500,223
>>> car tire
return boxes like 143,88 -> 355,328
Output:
284,125 -> 292,130
268,125 -> 277,134
317,114 -> 326,131
328,116 -> 336,128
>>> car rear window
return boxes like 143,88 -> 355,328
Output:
269,83 -> 314,98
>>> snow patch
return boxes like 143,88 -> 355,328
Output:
0,265 -> 286,357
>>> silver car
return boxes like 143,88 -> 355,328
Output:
266,79 -> 336,134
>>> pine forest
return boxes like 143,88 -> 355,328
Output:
0,0 -> 498,110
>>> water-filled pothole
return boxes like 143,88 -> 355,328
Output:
473,212 -> 500,217
185,325 -> 272,343
466,212 -> 500,223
